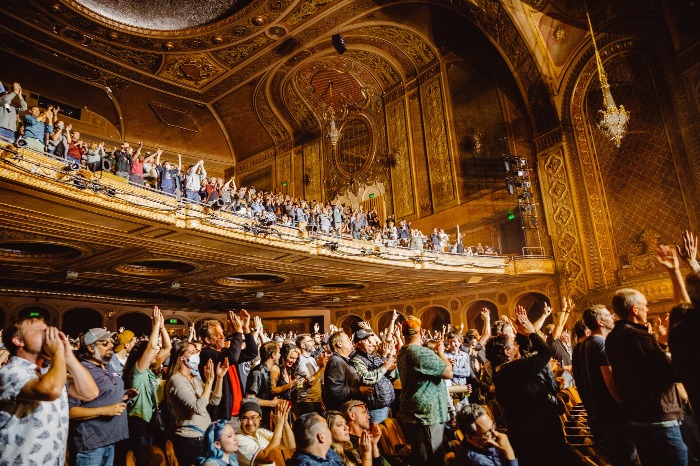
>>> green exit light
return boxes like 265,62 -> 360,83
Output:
167,318 -> 179,324
369,193 -> 375,199
29,311 -> 41,317
508,209 -> 515,220
282,181 -> 288,187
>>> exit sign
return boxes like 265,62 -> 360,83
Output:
369,193 -> 375,199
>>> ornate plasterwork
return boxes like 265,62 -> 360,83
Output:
285,0 -> 336,27
420,76 -> 456,207
386,99 -> 415,219
344,50 -> 401,89
255,87 -> 290,143
214,35 -> 270,67
353,25 -> 436,70
284,81 -> 316,131
161,54 -> 223,85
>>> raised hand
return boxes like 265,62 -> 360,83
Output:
119,326 -> 125,333
655,312 -> 670,345
228,310 -> 243,333
358,321 -> 372,331
314,322 -> 320,333
360,431 -> 373,458
252,316 -> 262,333
657,244 -> 680,271
43,327 -> 63,358
678,230 -> 700,272
370,422 -> 382,445
542,303 -> 552,316
480,308 -> 491,321
204,359 -> 215,381
240,309 -> 251,333
515,306 -> 536,335
216,358 -> 230,378
152,306 -> 163,327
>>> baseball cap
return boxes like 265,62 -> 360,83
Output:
402,316 -> 422,336
353,329 -> 374,343
114,330 -> 135,352
84,328 -> 116,346
342,399 -> 366,413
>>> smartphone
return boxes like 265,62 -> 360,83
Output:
125,396 -> 138,409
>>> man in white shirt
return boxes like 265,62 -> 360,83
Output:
0,317 -> 98,465
295,333 -> 326,416
236,399 -> 294,466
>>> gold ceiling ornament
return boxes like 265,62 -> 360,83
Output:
585,3 -> 629,148
324,81 -> 342,146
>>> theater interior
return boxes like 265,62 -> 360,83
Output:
0,0 -> 699,335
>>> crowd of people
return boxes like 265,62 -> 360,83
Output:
1,224 -> 699,466
0,81 -> 501,256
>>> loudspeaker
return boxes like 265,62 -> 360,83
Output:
332,34 -> 346,54
101,158 -> 112,172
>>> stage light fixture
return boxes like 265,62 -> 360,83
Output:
332,34 -> 347,54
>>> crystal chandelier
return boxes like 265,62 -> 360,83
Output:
325,81 -> 341,146
585,5 -> 629,148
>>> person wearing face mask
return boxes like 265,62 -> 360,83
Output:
166,341 -> 229,466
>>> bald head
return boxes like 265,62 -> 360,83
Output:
612,288 -> 648,323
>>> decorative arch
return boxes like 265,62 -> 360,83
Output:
15,305 -> 58,326
62,308 -> 103,338
514,292 -> 551,326
376,311 -> 405,333
338,314 -> 363,336
419,306 -> 451,332
464,300 -> 499,330
116,311 -> 152,337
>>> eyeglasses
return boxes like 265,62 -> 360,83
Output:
240,415 -> 261,423
95,340 -> 114,346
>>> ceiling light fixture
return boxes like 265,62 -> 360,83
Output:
585,1 -> 629,147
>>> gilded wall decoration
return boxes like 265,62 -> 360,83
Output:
276,152 -> 292,190
408,92 -> 432,216
255,89 -> 290,143
214,35 -> 269,67
538,147 -> 588,302
304,141 -> 322,201
293,148 -> 304,198
161,54 -> 222,85
240,165 -> 274,193
286,0 -> 336,26
345,50 -> 401,89
86,38 -> 161,71
421,76 -> 456,208
284,81 -> 316,131
354,25 -> 436,69
386,99 -> 415,219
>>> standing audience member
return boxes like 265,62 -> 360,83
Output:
166,341 -> 229,466
574,305 -> 637,466
669,231 -> 700,425
0,82 -> 27,141
236,399 -> 295,466
199,310 -> 259,429
287,413 -> 345,466
296,333 -> 326,416
397,316 -> 452,466
184,160 -> 207,203
111,329 -> 136,378
0,317 -> 98,465
454,404 -> 517,466
123,307 -> 172,463
246,340 -> 281,427
271,343 -> 303,410
606,286 -> 688,466
323,331 -> 371,411
23,105 -> 56,152
69,328 -> 131,466
485,308 -> 581,466
350,330 -> 397,424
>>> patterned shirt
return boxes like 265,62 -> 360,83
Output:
445,349 -> 471,386
0,356 -> 69,466
397,344 -> 449,426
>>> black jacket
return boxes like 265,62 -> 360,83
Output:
199,332 -> 259,421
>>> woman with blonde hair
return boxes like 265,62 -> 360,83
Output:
324,410 -> 373,466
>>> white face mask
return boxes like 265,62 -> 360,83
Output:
185,353 -> 200,375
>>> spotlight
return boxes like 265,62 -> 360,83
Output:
91,182 -> 103,193
101,158 -> 112,172
332,34 -> 347,54
323,241 -> 339,251
105,187 -> 116,197
506,178 -> 515,195
15,137 -> 27,147
514,170 -> 527,177
73,174 -> 88,189
515,181 -> 531,189
211,198 -> 225,211
515,157 -> 527,167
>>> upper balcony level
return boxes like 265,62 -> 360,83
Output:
0,144 -> 556,312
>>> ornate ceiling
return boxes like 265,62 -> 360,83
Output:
0,0 -> 563,167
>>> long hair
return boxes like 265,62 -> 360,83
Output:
198,419 -> 229,465
165,341 -> 195,380
324,411 -> 358,466
123,339 -> 149,388
279,343 -> 300,376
